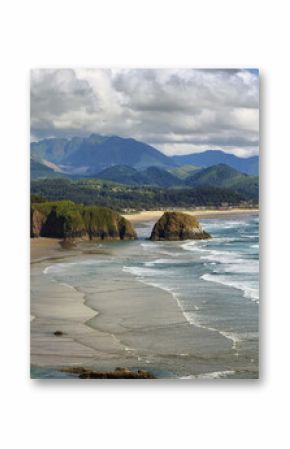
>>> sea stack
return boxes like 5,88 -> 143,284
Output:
149,211 -> 211,241
30,201 -> 137,241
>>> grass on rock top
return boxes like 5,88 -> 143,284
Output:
32,201 -> 129,234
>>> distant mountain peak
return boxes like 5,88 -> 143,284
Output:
206,162 -> 247,174
171,150 -> 259,176
31,134 -> 259,177
31,134 -> 177,173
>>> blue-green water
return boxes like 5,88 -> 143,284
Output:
141,216 -> 257,345
124,215 -> 259,374
41,214 -> 259,379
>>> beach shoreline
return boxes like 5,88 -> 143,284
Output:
123,208 -> 259,224
31,255 -> 232,376
30,210 -> 258,378
31,237 -> 82,263
30,208 -> 260,262
30,257 -> 233,377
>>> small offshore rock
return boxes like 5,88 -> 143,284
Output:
149,211 -> 211,241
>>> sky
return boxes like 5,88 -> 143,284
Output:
31,68 -> 259,157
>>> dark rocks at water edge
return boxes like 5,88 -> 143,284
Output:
149,211 -> 211,241
54,331 -> 63,336
30,200 -> 137,241
61,367 -> 156,379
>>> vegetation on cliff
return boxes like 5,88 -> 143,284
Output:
31,200 -> 137,240
149,212 -> 211,241
31,178 -> 249,212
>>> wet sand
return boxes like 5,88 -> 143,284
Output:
31,237 -> 81,263
30,240 -> 233,376
31,209 -> 257,377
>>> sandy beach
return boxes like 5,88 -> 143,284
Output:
30,236 -> 233,376
30,209 -> 259,378
31,237 -> 82,262
123,208 -> 259,224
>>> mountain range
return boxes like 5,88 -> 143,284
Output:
96,165 -> 183,187
185,164 -> 259,201
31,134 -> 176,174
31,134 -> 258,201
31,134 -> 259,176
172,150 -> 258,176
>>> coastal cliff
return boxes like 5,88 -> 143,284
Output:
31,201 -> 137,240
30,208 -> 46,238
149,211 -> 211,241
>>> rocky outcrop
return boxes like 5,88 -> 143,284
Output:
61,366 -> 156,379
30,201 -> 137,241
81,207 -> 136,241
149,211 -> 211,241
30,208 -> 46,237
40,208 -> 85,239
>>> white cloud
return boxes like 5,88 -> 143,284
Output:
31,68 -> 259,156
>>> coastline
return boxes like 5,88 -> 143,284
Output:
123,208 -> 259,224
30,210 -> 258,378
31,237 -> 82,263
30,239 -> 233,377
30,208 -> 260,262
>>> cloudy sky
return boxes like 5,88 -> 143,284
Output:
31,68 -> 259,157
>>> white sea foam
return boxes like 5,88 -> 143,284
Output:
140,242 -> 160,251
144,258 -> 186,267
123,265 -> 202,328
42,262 -> 76,274
43,259 -> 110,275
59,282 -> 76,290
126,215 -> 259,354
223,220 -> 249,228
213,237 -> 240,243
160,250 -> 184,257
209,259 -> 259,274
122,265 -> 240,350
218,331 -> 242,351
147,282 -> 203,329
201,273 -> 259,303
179,370 -> 235,379
123,266 -> 162,277
181,241 -> 208,253
202,220 -> 247,232
199,248 -> 259,277
200,249 -> 242,264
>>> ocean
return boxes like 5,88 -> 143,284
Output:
39,213 -> 259,379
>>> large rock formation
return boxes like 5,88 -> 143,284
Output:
30,208 -> 46,238
30,201 -> 137,241
149,211 -> 211,241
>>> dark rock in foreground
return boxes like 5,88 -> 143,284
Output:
61,367 -> 156,379
54,331 -> 63,336
149,211 -> 211,241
